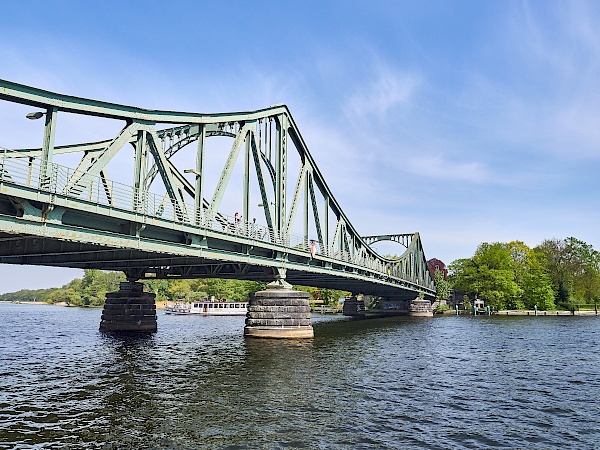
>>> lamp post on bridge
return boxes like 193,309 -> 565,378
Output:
26,111 -> 45,120
25,109 -> 57,189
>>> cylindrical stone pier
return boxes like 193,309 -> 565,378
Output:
100,281 -> 157,332
409,296 -> 433,317
244,281 -> 313,339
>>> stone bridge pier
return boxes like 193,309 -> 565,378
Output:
99,281 -> 157,332
244,273 -> 314,339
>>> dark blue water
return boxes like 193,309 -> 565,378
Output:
1,302 -> 599,449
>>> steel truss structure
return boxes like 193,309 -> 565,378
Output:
0,79 -> 435,299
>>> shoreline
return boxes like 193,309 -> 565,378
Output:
443,309 -> 598,316
0,300 -> 168,310
3,301 -> 598,316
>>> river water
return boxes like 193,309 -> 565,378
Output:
1,302 -> 599,449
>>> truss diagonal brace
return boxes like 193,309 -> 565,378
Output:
285,164 -> 308,238
308,172 -> 324,249
250,131 -> 274,233
147,129 -> 188,222
64,121 -> 143,195
208,122 -> 252,219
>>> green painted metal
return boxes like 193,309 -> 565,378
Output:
0,79 -> 436,299
243,130 -> 251,230
304,166 -> 309,244
209,123 -> 251,222
134,129 -> 147,211
275,114 -> 287,240
147,129 -> 187,221
362,234 -> 415,247
194,124 -> 205,225
286,164 -> 307,239
40,106 -> 57,189
308,172 -> 324,250
249,132 -> 274,232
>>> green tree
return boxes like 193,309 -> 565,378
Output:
434,268 -> 451,302
168,279 -> 194,301
521,268 -> 555,310
143,279 -> 170,302
535,237 -> 600,309
568,238 -> 600,309
0,288 -> 58,303
535,238 -> 576,308
74,269 -> 126,306
448,258 -> 478,295
506,241 -> 555,310
449,242 -> 521,310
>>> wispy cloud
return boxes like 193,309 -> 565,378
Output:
343,68 -> 421,120
488,1 -> 600,160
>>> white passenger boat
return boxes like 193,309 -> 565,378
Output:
165,300 -> 248,316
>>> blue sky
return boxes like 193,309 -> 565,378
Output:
1,0 -> 600,293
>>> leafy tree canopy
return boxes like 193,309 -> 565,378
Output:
450,237 -> 600,310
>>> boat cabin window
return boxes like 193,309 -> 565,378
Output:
235,304 -> 240,308
209,304 -> 213,308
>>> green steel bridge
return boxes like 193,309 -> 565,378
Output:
0,79 -> 435,301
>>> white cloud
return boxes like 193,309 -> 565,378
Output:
343,68 -> 421,120
401,153 -> 488,183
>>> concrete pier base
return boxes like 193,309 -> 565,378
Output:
244,279 -> 313,339
100,282 -> 157,332
409,297 -> 433,317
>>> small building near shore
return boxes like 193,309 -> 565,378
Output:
474,298 -> 485,311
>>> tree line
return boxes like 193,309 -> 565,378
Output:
0,270 -> 349,307
446,237 -> 600,311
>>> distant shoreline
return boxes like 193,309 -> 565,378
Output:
0,300 -> 167,310
443,309 -> 598,316
3,300 -> 597,316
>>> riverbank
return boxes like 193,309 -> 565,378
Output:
4,300 -> 598,316
0,300 -> 168,309
496,309 -> 598,316
443,309 -> 599,316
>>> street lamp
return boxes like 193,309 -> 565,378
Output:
26,111 -> 45,120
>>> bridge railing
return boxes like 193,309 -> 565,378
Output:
0,148 -> 318,249
0,148 -> 434,291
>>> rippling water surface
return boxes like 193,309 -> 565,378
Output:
1,302 -> 599,449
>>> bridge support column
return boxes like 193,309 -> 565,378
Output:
244,278 -> 313,339
342,295 -> 366,316
100,282 -> 157,332
408,296 -> 433,317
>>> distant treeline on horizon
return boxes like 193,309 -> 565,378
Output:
0,270 -> 349,308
